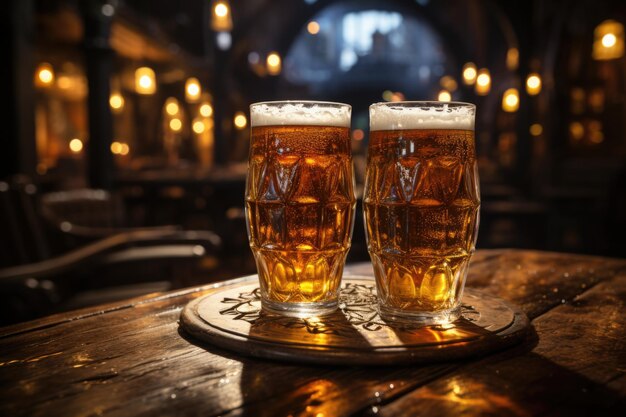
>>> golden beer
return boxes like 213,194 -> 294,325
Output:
364,102 -> 479,323
246,102 -> 355,316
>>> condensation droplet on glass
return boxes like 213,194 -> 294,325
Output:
371,406 -> 379,414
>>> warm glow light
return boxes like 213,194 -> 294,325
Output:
526,73 -> 542,95
135,67 -> 156,94
570,88 -> 586,114
502,88 -> 519,112
569,122 -> 584,141
266,52 -> 282,76
588,89 -> 605,113
200,103 -> 213,117
211,1 -> 233,32
506,48 -> 519,71
593,20 -> 624,60
214,3 -> 227,17
57,75 -> 72,89
352,129 -> 364,141
69,138 -> 83,153
234,111 -> 247,129
111,141 -> 123,154
120,143 -> 130,155
438,90 -> 452,102
588,120 -> 604,144
185,78 -> 201,102
165,97 -> 180,116
192,119 -> 206,134
390,92 -> 405,102
307,21 -> 320,35
529,124 -> 543,136
440,76 -> 458,92
475,68 -> 491,95
170,118 -> 182,132
382,90 -> 393,101
110,93 -> 124,112
35,63 -> 54,87
602,33 -> 617,48
462,63 -> 477,85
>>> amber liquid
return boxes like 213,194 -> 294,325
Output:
364,129 -> 480,313
246,125 -> 355,305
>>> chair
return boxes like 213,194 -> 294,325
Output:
39,187 -> 179,252
0,175 -> 222,325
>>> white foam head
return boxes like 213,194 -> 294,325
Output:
250,101 -> 351,128
370,102 -> 475,131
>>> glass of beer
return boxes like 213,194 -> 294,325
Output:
364,102 -> 479,324
246,101 -> 356,317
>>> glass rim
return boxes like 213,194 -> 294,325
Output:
369,101 -> 475,131
250,100 -> 352,110
370,101 -> 475,110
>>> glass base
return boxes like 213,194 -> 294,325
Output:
378,304 -> 462,327
261,298 -> 338,318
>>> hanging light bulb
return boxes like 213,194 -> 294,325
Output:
266,52 -> 282,76
211,0 -> 233,32
35,63 -> 55,88
437,90 -> 452,102
234,111 -> 247,129
475,68 -> 491,95
165,97 -> 180,116
185,78 -> 201,103
200,103 -> 213,117
462,62 -> 477,85
135,67 -> 156,94
593,20 -> 624,60
109,93 -> 125,113
170,118 -> 183,132
192,118 -> 206,134
526,73 -> 542,96
502,88 -> 519,112
69,138 -> 83,153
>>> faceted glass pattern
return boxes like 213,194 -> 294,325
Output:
364,125 -> 480,319
246,123 -> 355,312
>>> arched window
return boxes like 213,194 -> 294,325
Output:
285,3 -> 452,100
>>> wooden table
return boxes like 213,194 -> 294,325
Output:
1,249 -> 625,416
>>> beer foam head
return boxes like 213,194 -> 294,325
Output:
250,101 -> 351,128
370,102 -> 475,131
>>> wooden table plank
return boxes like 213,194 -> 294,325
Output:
0,250 -> 624,417
375,260 -> 626,417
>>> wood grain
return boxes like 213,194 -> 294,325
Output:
375,267 -> 626,417
0,250 -> 624,417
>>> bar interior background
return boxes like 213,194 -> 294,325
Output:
1,0 -> 625,323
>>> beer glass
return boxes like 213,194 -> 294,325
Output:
364,102 -> 479,324
246,101 -> 355,317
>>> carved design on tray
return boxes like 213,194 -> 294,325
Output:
218,282 -> 481,337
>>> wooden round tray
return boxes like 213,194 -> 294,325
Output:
180,275 -> 530,365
